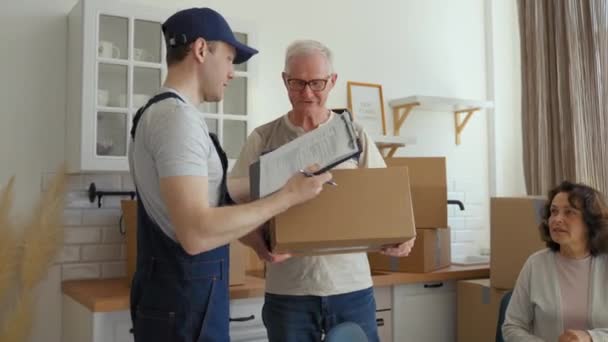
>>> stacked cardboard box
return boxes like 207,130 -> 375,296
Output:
120,200 -> 247,287
456,196 -> 547,341
457,279 -> 510,342
490,197 -> 547,289
368,157 -> 451,273
268,167 -> 417,255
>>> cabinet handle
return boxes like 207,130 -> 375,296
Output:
229,314 -> 255,322
376,318 -> 385,327
424,282 -> 444,289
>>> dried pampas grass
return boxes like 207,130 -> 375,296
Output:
0,163 -> 67,341
0,295 -> 33,342
0,177 -> 17,303
20,164 -> 67,290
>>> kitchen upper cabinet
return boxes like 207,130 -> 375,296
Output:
197,30 -> 255,171
66,0 -> 255,172
66,0 -> 167,172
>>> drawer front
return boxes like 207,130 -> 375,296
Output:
230,297 -> 267,341
374,286 -> 393,310
376,310 -> 393,342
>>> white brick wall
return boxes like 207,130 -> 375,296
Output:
102,261 -> 127,278
51,172 -> 134,281
54,172 -> 489,279
448,178 -> 490,258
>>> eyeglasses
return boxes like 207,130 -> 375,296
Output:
285,76 -> 332,92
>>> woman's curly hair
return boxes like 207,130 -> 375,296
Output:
539,181 -> 608,256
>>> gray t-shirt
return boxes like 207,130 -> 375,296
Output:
128,87 -> 223,241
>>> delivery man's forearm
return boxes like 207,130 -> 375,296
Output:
160,175 -> 294,255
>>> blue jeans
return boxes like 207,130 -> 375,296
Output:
262,287 -> 379,342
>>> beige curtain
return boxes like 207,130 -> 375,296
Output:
519,0 -> 608,196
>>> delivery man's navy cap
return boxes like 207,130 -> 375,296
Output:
162,8 -> 258,64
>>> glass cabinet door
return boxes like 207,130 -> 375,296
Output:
96,112 -> 127,156
223,76 -> 247,116
96,13 -> 164,159
98,63 -> 128,108
133,67 -> 161,108
98,15 -> 128,60
97,14 -> 129,158
219,31 -> 251,161
134,19 -> 162,63
223,120 -> 247,159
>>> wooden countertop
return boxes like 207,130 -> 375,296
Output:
62,264 -> 489,312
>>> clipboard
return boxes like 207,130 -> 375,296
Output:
249,110 -> 361,199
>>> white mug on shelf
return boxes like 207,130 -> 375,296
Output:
134,48 -> 153,62
98,40 -> 120,59
97,89 -> 109,106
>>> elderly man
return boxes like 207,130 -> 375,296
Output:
228,40 -> 415,342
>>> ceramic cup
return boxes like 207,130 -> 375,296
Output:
134,48 -> 153,62
97,89 -> 109,106
98,40 -> 120,59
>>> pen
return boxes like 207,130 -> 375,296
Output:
299,170 -> 338,186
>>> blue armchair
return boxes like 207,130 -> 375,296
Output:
496,290 -> 513,342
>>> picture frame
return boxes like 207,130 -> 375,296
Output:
346,82 -> 387,136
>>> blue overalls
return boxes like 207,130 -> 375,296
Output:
129,92 -> 233,342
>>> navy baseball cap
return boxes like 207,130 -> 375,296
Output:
162,8 -> 258,64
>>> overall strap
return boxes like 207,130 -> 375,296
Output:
130,92 -> 184,140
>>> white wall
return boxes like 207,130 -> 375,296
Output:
487,0 -> 526,197
0,0 -> 523,341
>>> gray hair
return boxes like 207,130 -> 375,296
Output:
283,40 -> 334,74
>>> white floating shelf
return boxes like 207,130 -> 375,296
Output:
371,135 -> 410,158
370,134 -> 410,144
387,95 -> 493,145
388,95 -> 493,112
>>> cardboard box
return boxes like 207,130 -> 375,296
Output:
491,196 -> 547,289
457,279 -> 510,342
368,227 -> 451,273
121,200 -> 137,286
269,167 -> 416,255
385,157 -> 447,228
228,240 -> 247,286
120,200 -> 247,286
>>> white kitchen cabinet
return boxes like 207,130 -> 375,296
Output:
67,0 -> 169,172
66,0 -> 255,172
63,295 -> 134,342
230,297 -> 268,341
62,295 -> 268,342
392,281 -> 456,342
63,287 -> 395,342
374,286 -> 394,342
376,309 -> 393,342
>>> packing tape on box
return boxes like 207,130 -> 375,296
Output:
481,285 -> 491,304
435,232 -> 442,268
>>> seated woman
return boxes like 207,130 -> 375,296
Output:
503,181 -> 608,342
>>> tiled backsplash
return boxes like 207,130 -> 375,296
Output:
51,173 -> 488,281
47,172 -> 134,281
447,178 -> 488,258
